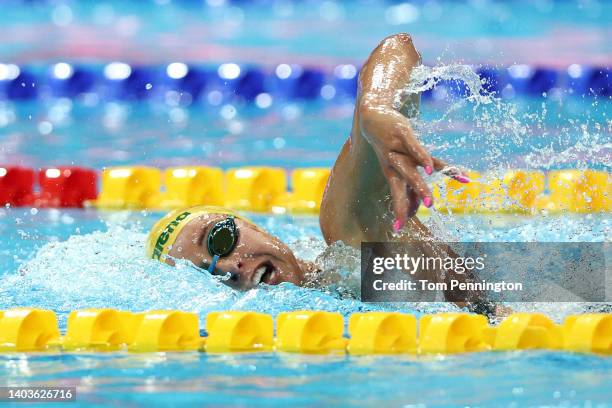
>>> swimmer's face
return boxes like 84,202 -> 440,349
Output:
166,214 -> 305,290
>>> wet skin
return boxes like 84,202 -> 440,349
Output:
167,33 -> 496,311
166,213 -> 307,290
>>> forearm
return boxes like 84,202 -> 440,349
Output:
320,33 -> 426,245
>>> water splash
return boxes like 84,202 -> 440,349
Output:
1,64 -> 610,326
1,225 -> 440,329
405,64 -> 610,171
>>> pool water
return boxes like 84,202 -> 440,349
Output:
1,0 -> 611,406
1,350 -> 611,407
0,209 -> 611,406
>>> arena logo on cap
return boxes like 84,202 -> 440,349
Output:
153,211 -> 191,260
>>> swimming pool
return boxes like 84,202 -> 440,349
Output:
1,0 -> 611,406
1,208 -> 610,406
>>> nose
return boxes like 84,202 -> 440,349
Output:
213,256 -> 254,290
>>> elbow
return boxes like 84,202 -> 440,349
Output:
378,33 -> 420,62
380,33 -> 416,50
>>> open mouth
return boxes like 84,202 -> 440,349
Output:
252,261 -> 277,285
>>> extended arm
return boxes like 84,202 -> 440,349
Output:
320,34 -> 506,319
320,33 -> 445,245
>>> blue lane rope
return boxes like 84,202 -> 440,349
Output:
0,63 -> 609,102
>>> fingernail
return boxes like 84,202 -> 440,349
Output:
423,197 -> 433,208
454,175 -> 470,184
393,219 -> 403,232
425,165 -> 433,175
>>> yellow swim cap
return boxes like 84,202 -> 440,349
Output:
145,205 -> 249,262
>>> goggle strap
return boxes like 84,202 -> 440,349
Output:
208,254 -> 220,274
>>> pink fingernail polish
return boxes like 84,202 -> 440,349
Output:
425,165 -> 433,175
423,197 -> 433,208
393,219 -> 402,232
455,175 -> 470,184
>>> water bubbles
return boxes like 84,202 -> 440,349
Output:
508,64 -> 532,79
61,214 -> 75,225
104,62 -> 132,80
275,64 -> 292,79
334,64 -> 357,79
165,90 -> 181,106
255,93 -> 273,109
0,105 -> 16,127
228,120 -> 244,134
207,90 -> 223,105
218,63 -> 241,80
166,63 -> 189,79
38,121 -> 53,135
281,104 -> 301,120
321,85 -> 336,100
567,64 -> 583,78
220,104 -> 237,120
0,64 -> 20,81
385,3 -> 420,25
169,108 -> 188,124
502,83 -> 516,99
273,137 -> 286,149
48,98 -> 73,124
52,63 -> 73,80
103,102 -> 128,129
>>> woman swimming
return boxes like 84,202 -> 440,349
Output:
146,33 -> 503,317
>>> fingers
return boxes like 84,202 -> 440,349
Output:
432,157 -> 447,171
433,156 -> 470,184
394,124 -> 434,173
384,168 -> 409,232
407,189 -> 420,218
388,152 -> 433,206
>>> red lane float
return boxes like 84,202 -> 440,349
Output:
0,166 -> 97,208
33,167 -> 97,208
0,166 -> 35,207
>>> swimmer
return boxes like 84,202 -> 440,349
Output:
147,33 -> 506,318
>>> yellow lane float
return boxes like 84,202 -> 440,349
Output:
225,167 -> 287,212
563,314 -> 611,355
436,171 -> 482,213
205,311 -> 273,353
63,309 -> 137,351
90,166 -> 609,213
273,168 -> 331,213
2,309 -> 609,355
158,166 -> 224,209
347,312 -> 416,355
487,313 -> 562,351
0,308 -> 60,352
418,313 -> 490,353
94,166 -> 161,209
128,310 -> 201,352
275,311 -> 346,354
548,170 -> 611,212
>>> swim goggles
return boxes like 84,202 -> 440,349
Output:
205,216 -> 238,275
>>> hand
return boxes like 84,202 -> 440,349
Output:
359,103 -> 466,230
493,304 -> 514,320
